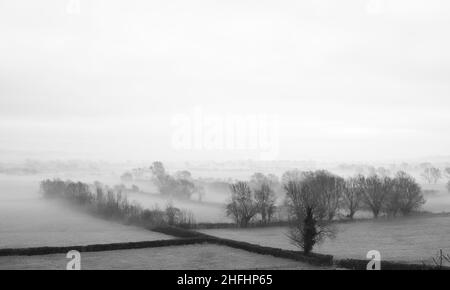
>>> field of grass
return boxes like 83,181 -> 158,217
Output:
127,191 -> 231,223
200,215 -> 450,265
0,244 -> 327,270
2,171 -> 450,269
421,183 -> 450,213
0,175 -> 174,249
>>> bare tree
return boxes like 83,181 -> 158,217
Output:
281,169 -> 305,185
284,172 -> 335,254
421,167 -> 442,184
267,173 -> 280,186
392,171 -> 425,215
150,161 -> 166,178
254,182 -> 277,224
383,181 -> 401,217
250,173 -> 277,223
315,170 -> 345,221
150,161 -> 171,194
342,175 -> 365,219
361,175 -> 390,218
165,202 -> 181,226
226,181 -> 258,227
250,172 -> 267,186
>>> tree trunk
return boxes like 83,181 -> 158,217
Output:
261,209 -> 267,224
348,210 -> 355,219
303,207 -> 317,255
373,210 -> 379,219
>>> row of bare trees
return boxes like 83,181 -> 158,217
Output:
225,173 -> 278,227
40,179 -> 196,228
421,167 -> 443,184
284,170 -> 425,254
226,170 -> 425,227
226,170 -> 425,254
343,172 -> 425,219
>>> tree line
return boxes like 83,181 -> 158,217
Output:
40,179 -> 196,228
226,170 -> 425,254
121,161 -> 205,201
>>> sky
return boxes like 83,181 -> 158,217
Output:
0,0 -> 449,162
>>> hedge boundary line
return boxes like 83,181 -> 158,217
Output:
152,226 -> 450,270
2,226 -> 444,270
195,221 -> 290,230
335,258 -> 450,270
0,238 -> 207,257
0,226 -> 333,267
151,226 -> 333,267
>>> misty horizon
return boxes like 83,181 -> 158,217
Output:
1,0 -> 450,162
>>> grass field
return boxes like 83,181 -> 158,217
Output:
127,191 -> 231,223
0,175 -> 174,249
2,172 -> 450,268
0,244 -> 327,270
200,215 -> 450,265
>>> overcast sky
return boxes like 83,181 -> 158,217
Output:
1,0 -> 449,162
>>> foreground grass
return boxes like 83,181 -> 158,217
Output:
199,215 -> 450,265
0,244 -> 329,270
0,198 -> 175,249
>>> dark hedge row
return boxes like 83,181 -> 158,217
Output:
211,238 -> 333,266
336,258 -> 450,270
195,220 -> 290,229
151,226 -> 211,238
0,225 -> 332,267
2,225 -> 443,270
0,238 -> 207,257
151,226 -> 333,266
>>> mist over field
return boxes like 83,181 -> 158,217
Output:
0,174 -> 174,249
1,159 -> 450,220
